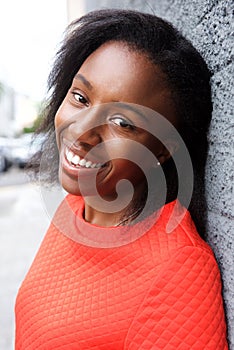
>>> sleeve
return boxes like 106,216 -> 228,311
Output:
124,246 -> 228,350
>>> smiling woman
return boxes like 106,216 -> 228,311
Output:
55,42 -> 173,213
15,9 -> 228,349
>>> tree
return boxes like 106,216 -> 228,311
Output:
23,101 -> 45,134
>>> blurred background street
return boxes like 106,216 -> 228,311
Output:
0,2 -> 112,348
0,167 -> 50,349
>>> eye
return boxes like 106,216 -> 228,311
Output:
71,91 -> 89,106
110,116 -> 135,130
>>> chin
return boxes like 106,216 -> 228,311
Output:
59,172 -> 80,196
60,176 -> 98,197
61,183 -> 81,196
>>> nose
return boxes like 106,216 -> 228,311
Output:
68,106 -> 105,147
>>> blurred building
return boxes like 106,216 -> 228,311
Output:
0,84 -> 15,136
0,84 -> 37,137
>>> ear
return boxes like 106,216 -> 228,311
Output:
157,139 -> 179,165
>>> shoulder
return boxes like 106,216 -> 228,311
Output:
147,200 -> 213,256
124,244 -> 228,349
141,201 -> 213,262
125,205 -> 228,349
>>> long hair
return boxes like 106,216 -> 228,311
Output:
31,9 -> 212,236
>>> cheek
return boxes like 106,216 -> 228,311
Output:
54,104 -> 65,130
112,159 -> 146,183
144,136 -> 164,159
54,94 -> 73,128
107,141 -> 156,184
54,102 -> 71,148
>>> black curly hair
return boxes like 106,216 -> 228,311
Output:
31,9 -> 212,235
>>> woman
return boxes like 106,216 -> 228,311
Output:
15,9 -> 228,349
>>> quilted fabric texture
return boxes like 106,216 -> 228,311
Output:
15,195 -> 228,349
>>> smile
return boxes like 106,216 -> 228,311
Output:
65,147 -> 104,169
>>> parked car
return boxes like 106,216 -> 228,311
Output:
0,137 -> 13,172
0,147 -> 8,172
9,133 -> 45,169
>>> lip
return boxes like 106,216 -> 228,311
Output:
60,142 -> 108,179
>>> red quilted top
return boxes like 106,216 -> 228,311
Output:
15,195 -> 228,349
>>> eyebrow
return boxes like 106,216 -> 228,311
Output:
74,73 -> 93,90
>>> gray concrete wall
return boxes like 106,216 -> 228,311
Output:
146,1 -> 234,347
70,0 -> 234,346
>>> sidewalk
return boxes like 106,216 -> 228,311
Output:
0,183 -> 50,350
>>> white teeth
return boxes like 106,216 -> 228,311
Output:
79,158 -> 86,166
67,151 -> 73,162
85,161 -> 92,168
65,147 -> 103,169
71,155 -> 80,165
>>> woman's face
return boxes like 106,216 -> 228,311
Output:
55,41 -> 176,199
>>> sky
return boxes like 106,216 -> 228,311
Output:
0,0 -> 68,102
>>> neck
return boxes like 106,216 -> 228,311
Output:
83,205 -> 121,227
83,183 -> 146,227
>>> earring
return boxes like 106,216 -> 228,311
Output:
153,161 -> 160,168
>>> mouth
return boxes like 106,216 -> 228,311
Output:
65,147 -> 105,169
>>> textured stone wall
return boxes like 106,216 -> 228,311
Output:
146,1 -> 234,346
78,0 -> 234,346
